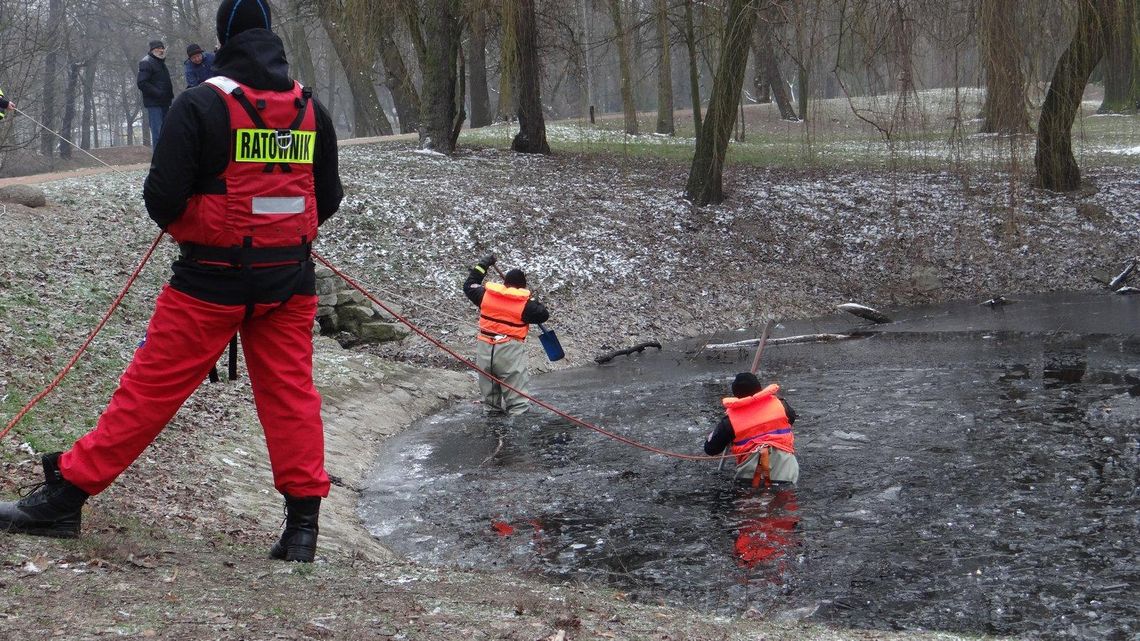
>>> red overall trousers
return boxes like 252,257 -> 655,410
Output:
59,285 -> 330,498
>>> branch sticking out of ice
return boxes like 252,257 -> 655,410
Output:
837,303 -> 891,324
1108,259 -> 1137,290
980,296 -> 1012,307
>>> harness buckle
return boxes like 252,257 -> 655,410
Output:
275,129 -> 293,151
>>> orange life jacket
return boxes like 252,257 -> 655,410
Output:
723,384 -> 795,465
166,76 -> 318,257
478,282 -> 530,344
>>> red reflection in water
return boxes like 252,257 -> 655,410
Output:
733,488 -> 800,569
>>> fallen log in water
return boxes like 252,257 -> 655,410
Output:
837,303 -> 891,324
594,341 -> 663,364
704,333 -> 855,350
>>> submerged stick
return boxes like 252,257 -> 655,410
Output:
838,302 -> 891,324
594,341 -> 662,364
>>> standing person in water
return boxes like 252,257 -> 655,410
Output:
463,254 -> 549,415
704,372 -> 799,487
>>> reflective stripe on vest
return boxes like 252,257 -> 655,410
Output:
252,196 -> 306,215
478,282 -> 530,344
164,76 -> 318,249
723,384 -> 795,465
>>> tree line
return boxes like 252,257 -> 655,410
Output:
0,0 -> 1136,202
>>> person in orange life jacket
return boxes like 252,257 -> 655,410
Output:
464,254 -> 549,415
0,0 -> 343,563
704,372 -> 799,485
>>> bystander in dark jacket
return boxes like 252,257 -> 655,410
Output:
137,39 -> 174,143
183,43 -> 216,88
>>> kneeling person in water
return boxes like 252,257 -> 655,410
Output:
704,372 -> 799,486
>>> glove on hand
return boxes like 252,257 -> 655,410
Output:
478,254 -> 497,268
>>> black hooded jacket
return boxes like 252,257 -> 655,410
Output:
143,29 -> 343,306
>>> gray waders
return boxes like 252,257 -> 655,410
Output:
476,339 -> 531,415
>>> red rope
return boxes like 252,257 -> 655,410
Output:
1,231 -> 166,442
313,252 -> 730,463
1,239 -> 729,464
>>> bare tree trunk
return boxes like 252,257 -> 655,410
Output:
511,0 -> 550,153
40,0 -> 65,156
609,0 -> 639,135
80,55 -> 99,149
497,0 -> 520,122
755,7 -> 798,121
750,33 -> 771,103
419,0 -> 464,153
325,49 -> 338,124
980,0 -> 1031,133
685,0 -> 759,205
580,0 -> 596,116
1035,0 -> 1113,191
468,4 -> 493,128
1098,0 -> 1139,112
59,61 -> 82,159
888,1 -> 920,130
319,4 -> 394,137
684,0 -> 702,141
285,0 -> 318,88
121,84 -> 136,146
793,11 -> 809,122
379,21 -> 422,133
450,48 -> 467,150
655,0 -> 675,134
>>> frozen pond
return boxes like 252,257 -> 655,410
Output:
360,291 -> 1139,639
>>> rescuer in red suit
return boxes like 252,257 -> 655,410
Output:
0,0 -> 343,563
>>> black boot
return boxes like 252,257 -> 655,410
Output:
0,452 -> 89,539
269,495 -> 320,562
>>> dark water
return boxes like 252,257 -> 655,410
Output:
360,292 -> 1140,640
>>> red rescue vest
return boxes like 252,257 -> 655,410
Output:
723,384 -> 795,465
166,76 -> 318,254
478,282 -> 530,344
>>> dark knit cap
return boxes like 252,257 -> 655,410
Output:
731,372 -> 763,398
504,269 -> 527,289
148,40 -> 165,51
186,43 -> 204,58
216,0 -> 272,45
